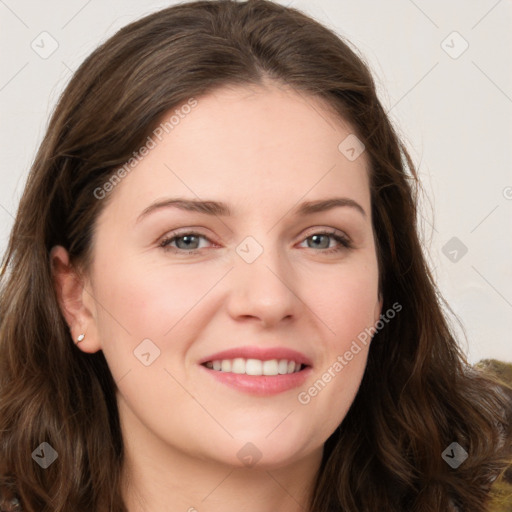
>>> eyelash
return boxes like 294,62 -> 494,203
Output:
159,229 -> 352,255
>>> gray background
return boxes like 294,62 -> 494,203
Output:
1,0 -> 511,363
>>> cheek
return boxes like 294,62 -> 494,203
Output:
92,254 -> 215,339
313,262 -> 380,349
297,258 -> 378,433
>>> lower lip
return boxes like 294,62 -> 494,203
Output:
199,365 -> 312,396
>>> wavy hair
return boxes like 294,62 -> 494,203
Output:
1,1 -> 510,510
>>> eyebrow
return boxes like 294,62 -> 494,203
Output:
136,196 -> 366,223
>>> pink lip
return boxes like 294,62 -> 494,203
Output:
198,346 -> 313,366
198,365 -> 313,396
198,346 -> 313,396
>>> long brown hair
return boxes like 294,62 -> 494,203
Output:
1,1 -> 510,510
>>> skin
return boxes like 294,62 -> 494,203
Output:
52,81 -> 382,512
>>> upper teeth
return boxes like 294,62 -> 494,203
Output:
204,358 -> 302,376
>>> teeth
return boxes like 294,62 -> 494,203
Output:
232,358 -> 245,374
263,359 -> 279,375
245,359 -> 262,376
204,358 -> 303,376
278,359 -> 289,374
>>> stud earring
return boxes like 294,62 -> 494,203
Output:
76,333 -> 85,345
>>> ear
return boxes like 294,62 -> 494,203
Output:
50,245 -> 102,353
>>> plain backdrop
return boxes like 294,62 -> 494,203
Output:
0,0 -> 510,364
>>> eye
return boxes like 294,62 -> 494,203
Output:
159,231 -> 214,253
159,229 -> 352,255
298,230 -> 352,254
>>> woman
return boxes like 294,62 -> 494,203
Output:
0,1 -> 510,510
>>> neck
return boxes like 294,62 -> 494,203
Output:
122,455 -> 322,512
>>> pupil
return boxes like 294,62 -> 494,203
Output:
179,235 -> 197,249
311,234 -> 328,249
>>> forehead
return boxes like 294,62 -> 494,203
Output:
98,83 -> 371,223
165,82 -> 365,172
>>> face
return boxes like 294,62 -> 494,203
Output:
71,83 -> 381,469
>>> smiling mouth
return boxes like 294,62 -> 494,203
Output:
202,358 -> 307,376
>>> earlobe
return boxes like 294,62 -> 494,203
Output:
50,245 -> 101,353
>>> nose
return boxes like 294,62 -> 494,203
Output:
224,239 -> 298,328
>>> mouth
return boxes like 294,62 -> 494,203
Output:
202,358 -> 307,375
198,347 -> 312,396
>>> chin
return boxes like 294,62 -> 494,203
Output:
203,431 -> 320,470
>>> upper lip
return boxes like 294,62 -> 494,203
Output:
199,346 -> 313,367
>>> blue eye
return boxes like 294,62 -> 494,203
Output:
299,230 -> 352,254
160,232 -> 210,252
159,229 -> 352,255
